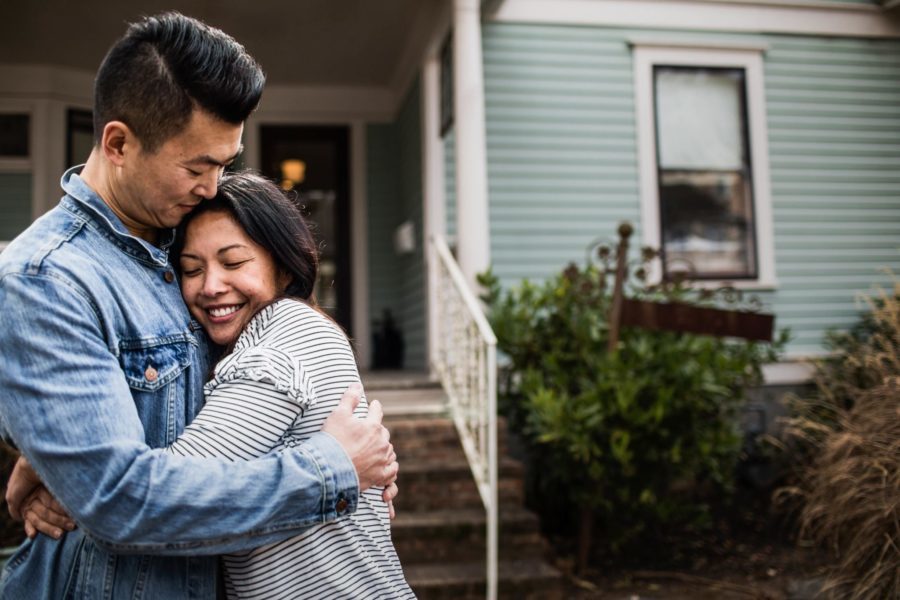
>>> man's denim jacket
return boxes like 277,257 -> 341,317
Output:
0,167 -> 359,599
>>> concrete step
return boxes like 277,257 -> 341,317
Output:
392,506 -> 549,564
403,559 -> 566,600
361,371 -> 447,416
394,456 -> 525,512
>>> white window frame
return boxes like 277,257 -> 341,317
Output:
633,41 -> 777,289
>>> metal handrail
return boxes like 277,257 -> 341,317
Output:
430,235 -> 498,600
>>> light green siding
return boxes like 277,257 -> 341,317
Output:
0,173 -> 31,241
471,22 -> 900,358
443,129 -> 457,242
367,81 -> 426,371
763,35 -> 900,356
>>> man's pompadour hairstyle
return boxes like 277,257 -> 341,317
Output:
93,12 -> 265,152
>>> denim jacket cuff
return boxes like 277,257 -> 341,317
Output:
305,431 -> 359,519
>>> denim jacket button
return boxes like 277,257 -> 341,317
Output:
163,271 -> 175,283
144,366 -> 159,382
335,498 -> 348,514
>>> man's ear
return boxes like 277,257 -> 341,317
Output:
100,121 -> 138,167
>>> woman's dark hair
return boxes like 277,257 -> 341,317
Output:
94,11 -> 265,153
173,171 -> 319,303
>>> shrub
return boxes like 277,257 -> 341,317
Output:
779,280 -> 899,599
480,232 -> 784,566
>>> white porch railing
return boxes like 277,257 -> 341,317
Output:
430,235 -> 498,600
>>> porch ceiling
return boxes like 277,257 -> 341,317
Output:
0,0 -> 441,87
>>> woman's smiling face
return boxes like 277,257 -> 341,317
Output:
179,210 -> 288,345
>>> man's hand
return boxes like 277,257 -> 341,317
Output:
6,456 -> 75,539
322,384 -> 399,493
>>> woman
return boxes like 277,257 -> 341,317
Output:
168,171 -> 414,599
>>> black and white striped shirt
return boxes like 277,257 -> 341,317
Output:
166,299 -> 414,599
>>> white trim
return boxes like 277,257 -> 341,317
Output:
762,361 -> 815,385
628,37 -> 769,53
491,0 -> 900,39
351,122 -> 371,369
0,65 -> 94,104
453,0 -> 492,292
422,55 -> 447,375
0,158 -> 30,173
633,44 -> 777,289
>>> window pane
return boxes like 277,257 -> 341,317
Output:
67,109 -> 94,168
0,114 -> 29,157
659,170 -> 757,279
654,66 -> 757,280
0,173 -> 32,241
656,68 -> 745,170
440,34 -> 454,137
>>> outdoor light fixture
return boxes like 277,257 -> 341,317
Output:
280,159 -> 306,190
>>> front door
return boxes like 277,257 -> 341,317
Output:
259,125 -> 352,334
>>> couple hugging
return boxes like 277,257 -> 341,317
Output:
0,12 -> 414,600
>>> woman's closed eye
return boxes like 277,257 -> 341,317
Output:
224,259 -> 252,269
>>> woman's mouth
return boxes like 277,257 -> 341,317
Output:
206,304 -> 244,321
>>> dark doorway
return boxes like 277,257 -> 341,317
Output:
260,125 -> 352,334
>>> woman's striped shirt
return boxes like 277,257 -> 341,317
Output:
166,298 -> 414,599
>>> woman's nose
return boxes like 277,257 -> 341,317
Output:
201,269 -> 227,296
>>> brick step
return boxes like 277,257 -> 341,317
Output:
386,417 -> 465,453
394,456 -> 525,512
392,506 -> 549,564
388,416 -> 512,461
403,559 -> 566,600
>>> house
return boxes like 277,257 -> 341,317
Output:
1,0 -> 899,381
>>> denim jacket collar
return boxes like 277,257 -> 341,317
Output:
60,165 -> 175,268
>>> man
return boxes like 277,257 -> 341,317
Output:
0,12 -> 397,599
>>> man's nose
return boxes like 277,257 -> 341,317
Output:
196,170 -> 220,200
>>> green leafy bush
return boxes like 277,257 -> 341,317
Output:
480,239 -> 784,561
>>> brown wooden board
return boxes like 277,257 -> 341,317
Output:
620,298 -> 775,342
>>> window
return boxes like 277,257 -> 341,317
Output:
0,114 -> 29,157
633,43 -> 776,287
439,33 -> 454,137
0,113 -> 32,250
66,109 -> 94,168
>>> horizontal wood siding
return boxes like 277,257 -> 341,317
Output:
395,81 -> 427,371
443,128 -> 457,242
763,34 -> 900,356
366,82 -> 426,371
366,123 -> 401,369
482,23 -> 642,289
479,22 -> 900,358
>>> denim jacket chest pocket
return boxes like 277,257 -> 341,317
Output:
119,334 -> 194,448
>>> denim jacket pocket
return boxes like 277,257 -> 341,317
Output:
120,336 -> 191,391
119,335 -> 193,447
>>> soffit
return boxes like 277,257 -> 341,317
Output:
0,0 -> 439,87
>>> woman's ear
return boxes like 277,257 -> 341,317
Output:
277,269 -> 293,295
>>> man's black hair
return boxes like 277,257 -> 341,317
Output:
93,12 -> 265,152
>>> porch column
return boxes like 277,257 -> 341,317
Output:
453,0 -> 491,292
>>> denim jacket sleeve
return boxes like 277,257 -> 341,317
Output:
0,272 -> 359,555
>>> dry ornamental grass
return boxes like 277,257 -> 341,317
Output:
779,280 -> 899,600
